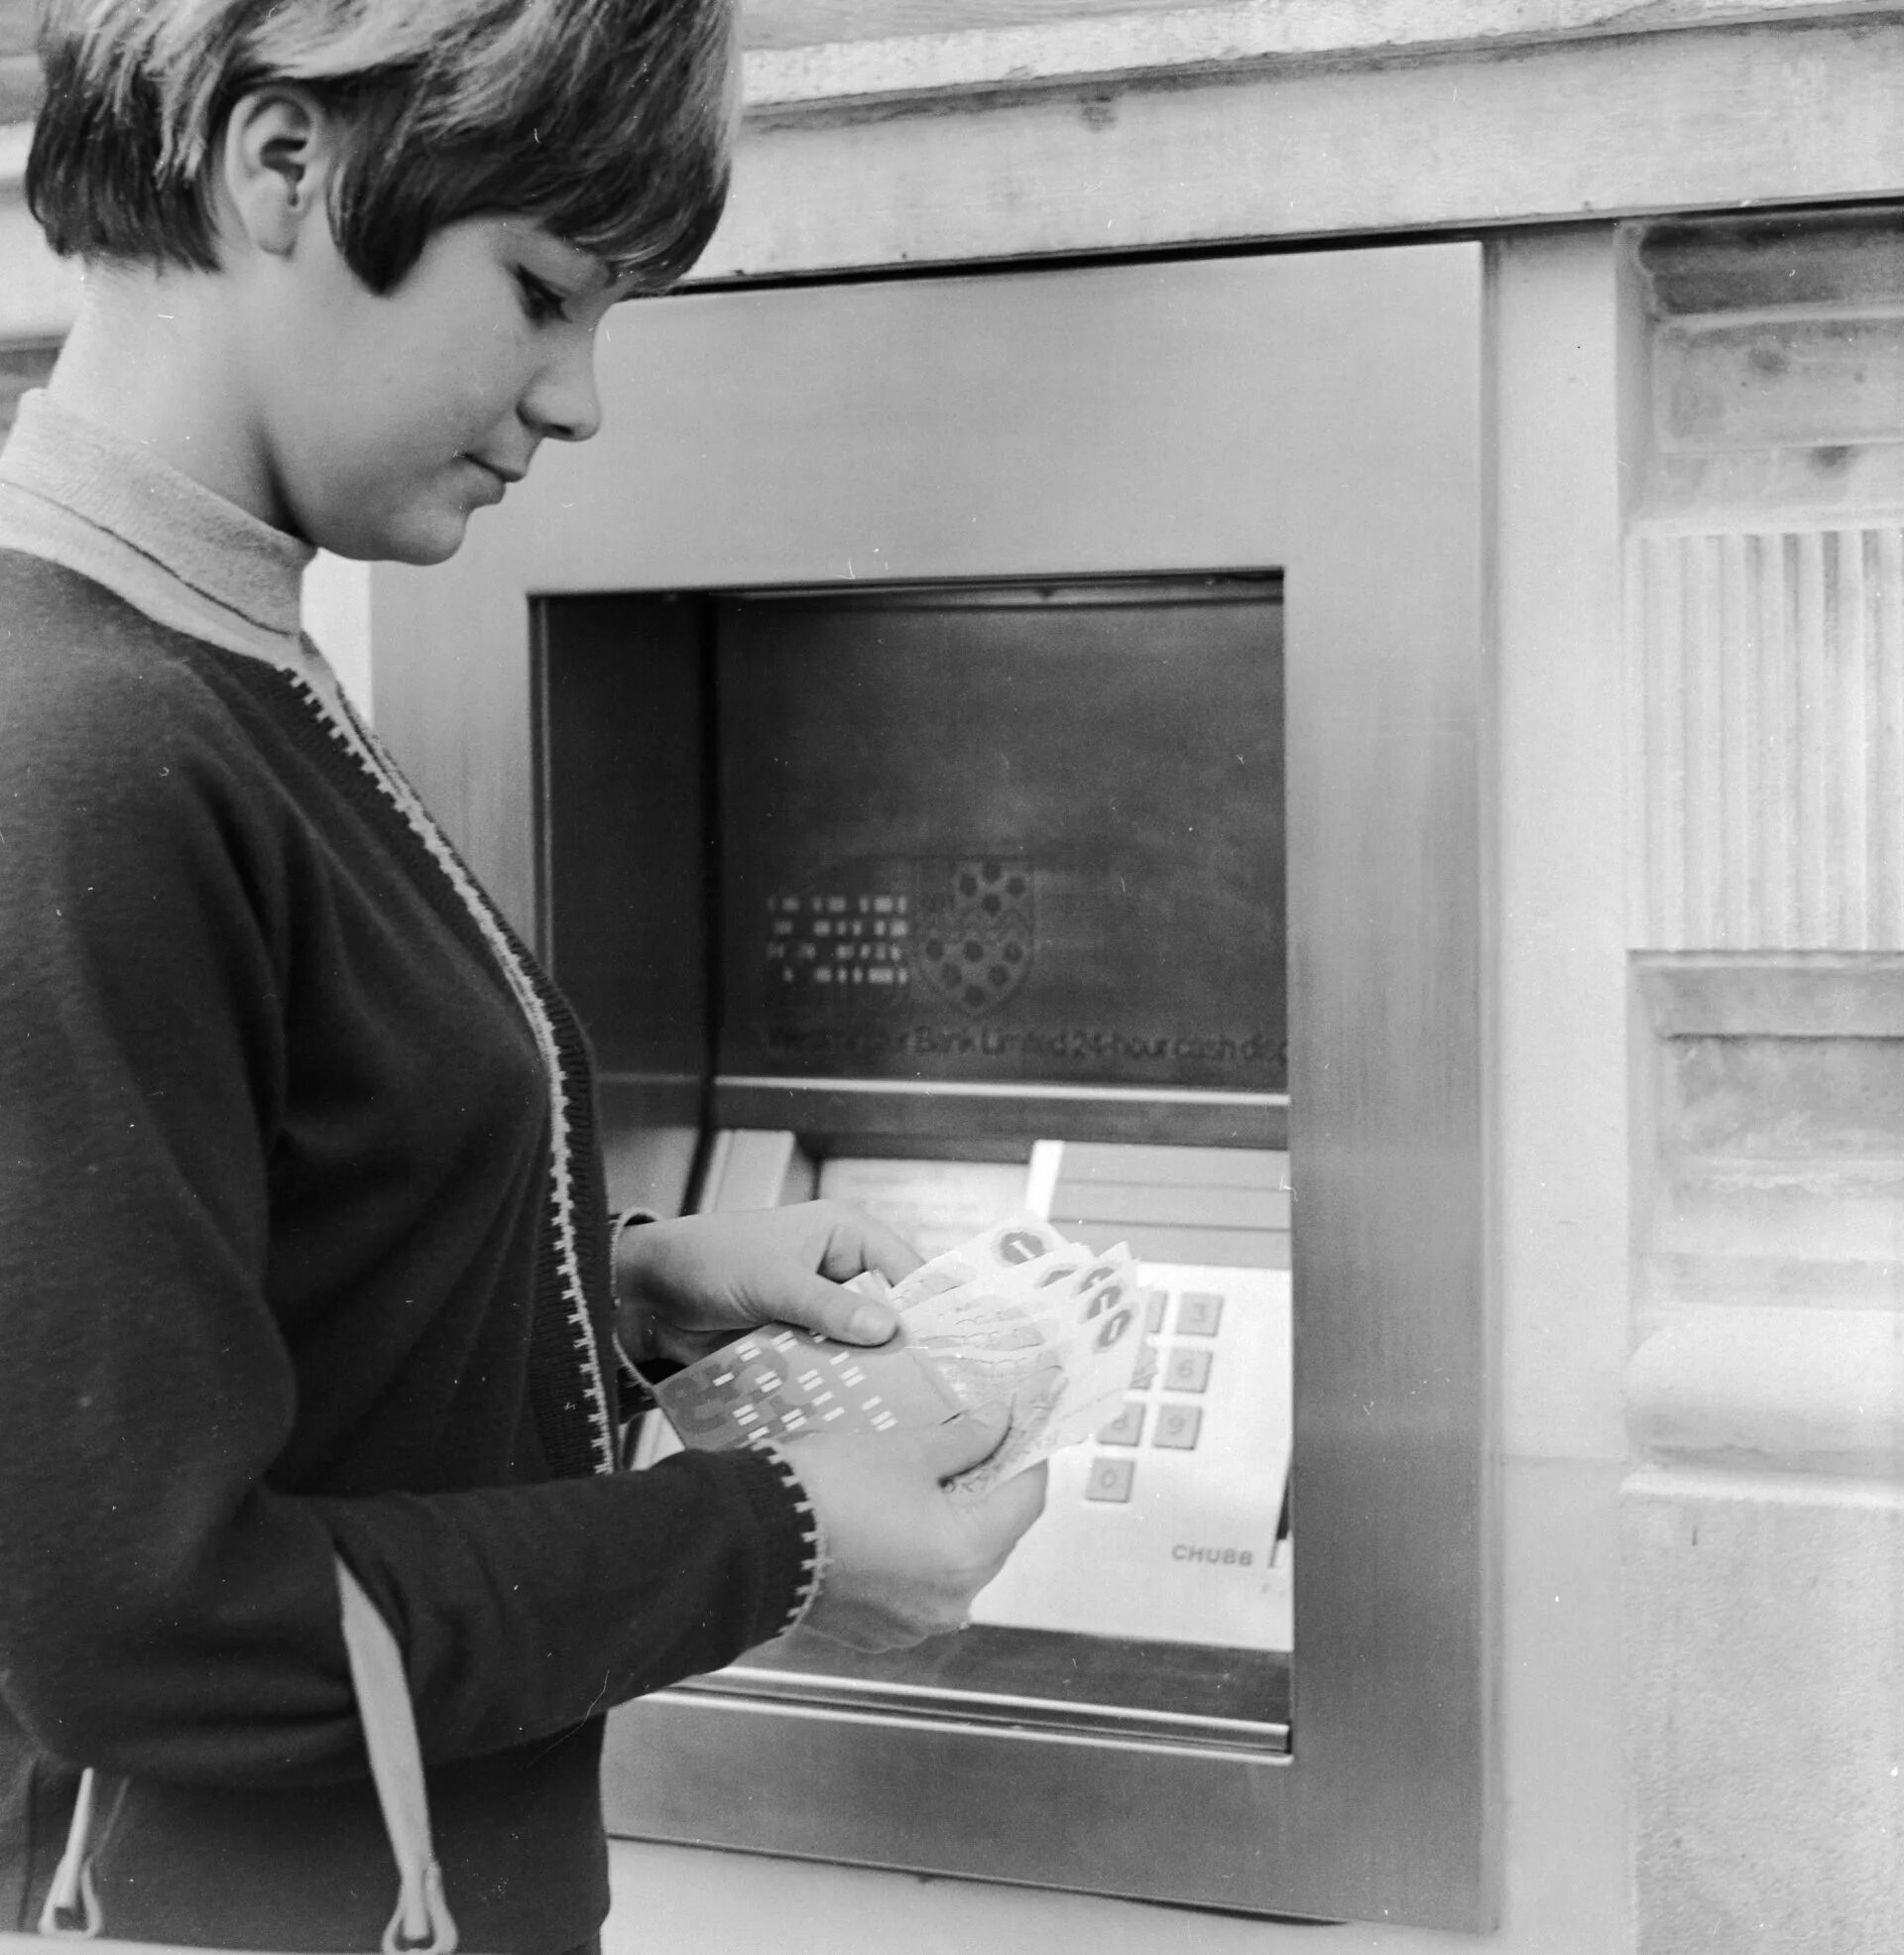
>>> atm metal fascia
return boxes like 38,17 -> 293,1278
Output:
586,244 -> 1494,1931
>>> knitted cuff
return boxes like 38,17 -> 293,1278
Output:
753,1443 -> 828,1639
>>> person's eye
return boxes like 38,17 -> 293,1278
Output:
515,270 -> 570,325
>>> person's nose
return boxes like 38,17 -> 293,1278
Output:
522,329 -> 603,444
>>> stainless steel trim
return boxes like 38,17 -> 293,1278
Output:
729,575 -> 1278,611
713,1080 -> 1286,1149
715,1075 -> 1286,1109
667,1673 -> 1291,1759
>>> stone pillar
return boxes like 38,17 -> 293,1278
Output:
1623,212 -> 1904,1954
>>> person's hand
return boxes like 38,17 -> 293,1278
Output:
783,1404 -> 1049,1650
615,1201 -> 921,1368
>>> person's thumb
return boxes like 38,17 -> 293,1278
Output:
773,1271 -> 898,1348
911,1401 -> 1012,1480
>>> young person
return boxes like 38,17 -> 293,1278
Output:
0,3 -> 1046,1947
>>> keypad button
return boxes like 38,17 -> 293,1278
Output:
1097,1402 -> 1146,1447
1177,1290 -> 1225,1336
1131,1339 -> 1159,1391
1164,1346 -> 1213,1394
1085,1456 -> 1136,1502
1143,1288 -> 1168,1333
1153,1405 -> 1203,1450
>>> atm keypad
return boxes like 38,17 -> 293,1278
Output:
1097,1403 -> 1146,1447
1131,1338 -> 1159,1391
965,1257 -> 1293,1651
1083,1284 -> 1236,1496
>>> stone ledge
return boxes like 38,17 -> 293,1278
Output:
1628,1305 -> 1904,1478
1638,199 -> 1904,315
1624,1456 -> 1904,1507
1632,955 -> 1904,1320
5,4 -> 1879,140
698,17 -> 1904,280
1637,446 -> 1904,534
740,0 -> 1899,112
1638,953 -> 1904,1039
1634,209 -> 1904,528
2,1 -> 1896,176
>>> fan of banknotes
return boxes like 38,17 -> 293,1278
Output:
649,1212 -> 1143,1498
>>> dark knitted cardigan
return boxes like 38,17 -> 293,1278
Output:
0,427 -> 817,1950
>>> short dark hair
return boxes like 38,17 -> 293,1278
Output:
28,0 -> 738,294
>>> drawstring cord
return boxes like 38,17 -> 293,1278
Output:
38,1768 -> 100,1939
336,1562 -> 458,1955
34,1568 -> 456,1952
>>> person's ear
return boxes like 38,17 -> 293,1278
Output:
218,86 -> 338,259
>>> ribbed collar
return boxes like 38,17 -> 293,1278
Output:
0,390 -> 312,641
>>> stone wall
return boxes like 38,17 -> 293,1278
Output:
1623,211 -> 1904,1955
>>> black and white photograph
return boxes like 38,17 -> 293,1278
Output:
0,3 -> 1899,1952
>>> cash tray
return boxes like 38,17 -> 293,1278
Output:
671,1620 -> 1290,1757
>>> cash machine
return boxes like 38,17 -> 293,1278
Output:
543,572 -> 1296,1685
375,245 -> 1491,1928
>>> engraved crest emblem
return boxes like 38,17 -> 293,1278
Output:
913,857 -> 1034,1016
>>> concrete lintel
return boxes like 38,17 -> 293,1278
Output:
740,0 -> 1902,111
696,19 -> 1904,281
5,5 -> 1886,140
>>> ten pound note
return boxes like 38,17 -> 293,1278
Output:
649,1212 -> 1144,1498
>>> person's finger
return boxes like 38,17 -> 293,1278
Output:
762,1270 -> 898,1346
811,1205 -> 923,1286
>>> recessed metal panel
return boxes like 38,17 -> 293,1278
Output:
714,578 -> 1284,1098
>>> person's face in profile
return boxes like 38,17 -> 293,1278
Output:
260,209 -> 630,566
